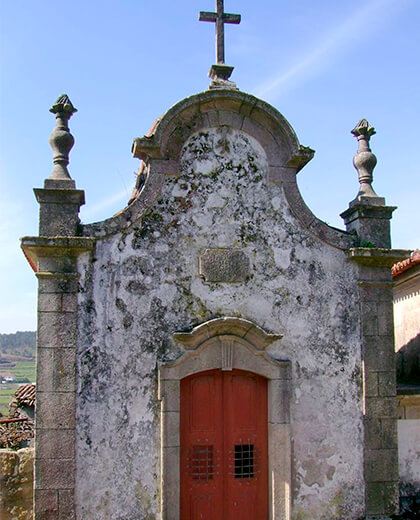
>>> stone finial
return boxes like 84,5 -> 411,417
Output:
48,94 -> 77,181
351,119 -> 379,200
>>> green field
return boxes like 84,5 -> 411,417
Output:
0,388 -> 12,416
0,361 -> 36,416
9,361 -> 36,382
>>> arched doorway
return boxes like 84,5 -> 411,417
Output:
180,369 -> 268,519
159,317 -> 291,520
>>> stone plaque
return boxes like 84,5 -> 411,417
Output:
199,248 -> 250,283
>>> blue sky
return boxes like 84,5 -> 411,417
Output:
0,0 -> 419,333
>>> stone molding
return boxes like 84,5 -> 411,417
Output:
83,90 -> 354,249
348,247 -> 412,268
172,316 -> 283,350
21,236 -> 95,273
357,264 -> 400,516
159,317 -> 291,520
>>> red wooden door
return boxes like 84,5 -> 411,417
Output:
180,369 -> 268,520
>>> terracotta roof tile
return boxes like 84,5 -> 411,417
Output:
392,249 -> 420,278
14,383 -> 36,407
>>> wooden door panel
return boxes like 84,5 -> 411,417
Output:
190,494 -> 215,520
181,371 -> 223,519
224,371 -> 268,520
180,369 -> 268,520
229,373 -> 258,431
190,376 -> 216,432
225,487 -> 257,520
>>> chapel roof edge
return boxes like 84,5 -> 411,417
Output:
131,88 -> 310,164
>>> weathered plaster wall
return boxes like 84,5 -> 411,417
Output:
0,448 -> 33,520
394,266 -> 420,350
76,128 -> 363,519
398,420 -> 420,506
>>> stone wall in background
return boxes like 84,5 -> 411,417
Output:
0,448 -> 33,520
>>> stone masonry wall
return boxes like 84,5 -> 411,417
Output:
75,127 -> 364,520
0,448 -> 34,520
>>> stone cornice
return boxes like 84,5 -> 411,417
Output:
20,236 -> 95,272
347,247 -> 411,267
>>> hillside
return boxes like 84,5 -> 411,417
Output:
0,331 -> 36,360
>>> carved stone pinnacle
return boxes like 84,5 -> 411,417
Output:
48,94 -> 77,181
49,94 -> 78,116
351,119 -> 380,201
351,119 -> 376,139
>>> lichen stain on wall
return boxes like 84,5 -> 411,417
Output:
76,127 -> 364,519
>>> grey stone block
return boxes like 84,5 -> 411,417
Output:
377,302 -> 394,336
365,418 -> 382,449
361,301 -> 378,336
162,411 -> 180,448
268,378 -> 290,424
35,459 -> 75,490
38,202 -> 82,237
217,110 -> 245,130
380,419 -> 398,449
58,489 -> 76,520
160,379 -> 180,412
358,283 -> 393,303
378,371 -> 396,397
366,482 -> 385,515
35,429 -> 75,460
61,293 -> 77,312
38,255 -> 77,273
37,348 -> 76,392
38,311 -> 77,349
34,489 -> 58,520
365,372 -> 379,397
365,449 -> 399,482
365,397 -> 396,418
36,348 -> 54,391
36,392 -> 75,429
383,481 -> 399,515
53,348 -> 76,392
37,273 -> 79,294
363,336 -> 395,371
38,293 -> 62,312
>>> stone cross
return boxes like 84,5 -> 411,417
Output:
199,0 -> 241,65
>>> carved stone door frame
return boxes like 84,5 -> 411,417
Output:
158,317 -> 292,520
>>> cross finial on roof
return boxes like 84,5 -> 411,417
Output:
199,0 -> 241,87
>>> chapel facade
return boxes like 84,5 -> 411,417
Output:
22,4 -> 410,520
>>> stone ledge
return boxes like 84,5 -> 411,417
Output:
21,236 -> 95,272
348,248 -> 411,267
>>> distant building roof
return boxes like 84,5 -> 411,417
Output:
14,383 -> 36,407
392,249 -> 420,278
0,372 -> 15,378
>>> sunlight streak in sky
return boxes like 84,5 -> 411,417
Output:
80,187 -> 129,222
254,0 -> 409,100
